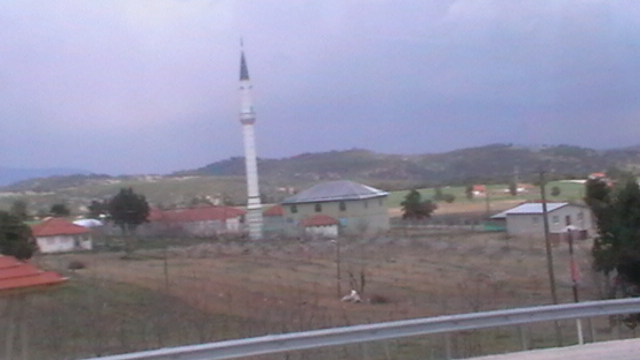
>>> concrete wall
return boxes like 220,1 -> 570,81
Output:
506,205 -> 593,237
305,224 -> 339,238
283,196 -> 389,236
36,235 -> 92,253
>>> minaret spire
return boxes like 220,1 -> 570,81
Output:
238,43 -> 263,240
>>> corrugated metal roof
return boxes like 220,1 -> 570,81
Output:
491,202 -> 569,218
282,180 -> 387,204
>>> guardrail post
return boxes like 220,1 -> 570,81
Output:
444,333 -> 452,360
587,318 -> 596,342
518,325 -> 527,350
576,319 -> 584,345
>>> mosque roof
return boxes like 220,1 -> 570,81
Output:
282,180 -> 388,204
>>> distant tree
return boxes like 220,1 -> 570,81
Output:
433,186 -> 444,201
0,211 -> 37,260
508,182 -> 518,196
442,193 -> 456,203
50,203 -> 71,217
87,200 -> 108,219
551,186 -> 561,197
108,188 -> 150,256
10,200 -> 29,221
401,189 -> 437,220
586,177 -> 640,300
465,184 -> 474,200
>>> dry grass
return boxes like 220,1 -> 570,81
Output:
38,230 -> 597,327
13,228 -> 629,360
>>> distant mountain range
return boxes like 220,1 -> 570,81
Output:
3,144 -> 640,193
176,143 -> 640,188
0,166 -> 91,187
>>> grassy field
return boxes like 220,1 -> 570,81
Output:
8,226 -> 635,360
387,181 -> 586,209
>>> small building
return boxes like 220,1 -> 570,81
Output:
146,206 -> 246,237
300,214 -> 340,238
491,202 -> 593,238
31,217 -> 93,254
0,256 -> 66,294
281,180 -> 389,236
472,184 -> 486,197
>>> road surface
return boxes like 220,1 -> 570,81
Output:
469,338 -> 640,360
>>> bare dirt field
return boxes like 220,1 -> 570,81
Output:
19,215 -> 636,360
37,228 -> 604,339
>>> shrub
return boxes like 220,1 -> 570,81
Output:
67,260 -> 86,270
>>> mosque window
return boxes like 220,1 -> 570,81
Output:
315,203 -> 322,212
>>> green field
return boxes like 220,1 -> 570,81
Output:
387,181 -> 586,208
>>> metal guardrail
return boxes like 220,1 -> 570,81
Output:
84,298 -> 640,360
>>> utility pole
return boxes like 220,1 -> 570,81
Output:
540,170 -> 562,345
568,229 -> 585,344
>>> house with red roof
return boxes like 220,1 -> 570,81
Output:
300,214 -> 339,238
31,217 -> 93,254
0,256 -> 66,294
147,205 -> 246,237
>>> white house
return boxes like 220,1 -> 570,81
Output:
491,202 -> 593,238
31,217 -> 93,253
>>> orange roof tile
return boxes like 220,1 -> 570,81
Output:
0,256 -> 66,293
148,206 -> 246,223
300,215 -> 339,227
263,205 -> 284,217
31,217 -> 91,237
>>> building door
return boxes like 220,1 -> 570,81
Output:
565,215 -> 571,226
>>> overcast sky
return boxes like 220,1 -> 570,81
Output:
1,0 -> 640,175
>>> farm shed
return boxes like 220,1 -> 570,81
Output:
281,180 -> 389,236
491,202 -> 593,238
31,217 -> 93,254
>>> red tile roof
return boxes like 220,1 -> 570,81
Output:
148,206 -> 246,223
300,215 -> 339,227
263,205 -> 284,217
0,256 -> 66,293
31,217 -> 92,237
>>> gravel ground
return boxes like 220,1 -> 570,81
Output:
468,338 -> 640,360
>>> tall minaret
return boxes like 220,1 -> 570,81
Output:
239,46 -> 263,240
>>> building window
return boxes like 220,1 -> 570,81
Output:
315,203 -> 322,212
291,205 -> 297,214
339,201 -> 346,211
364,200 -> 368,209
552,215 -> 559,224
